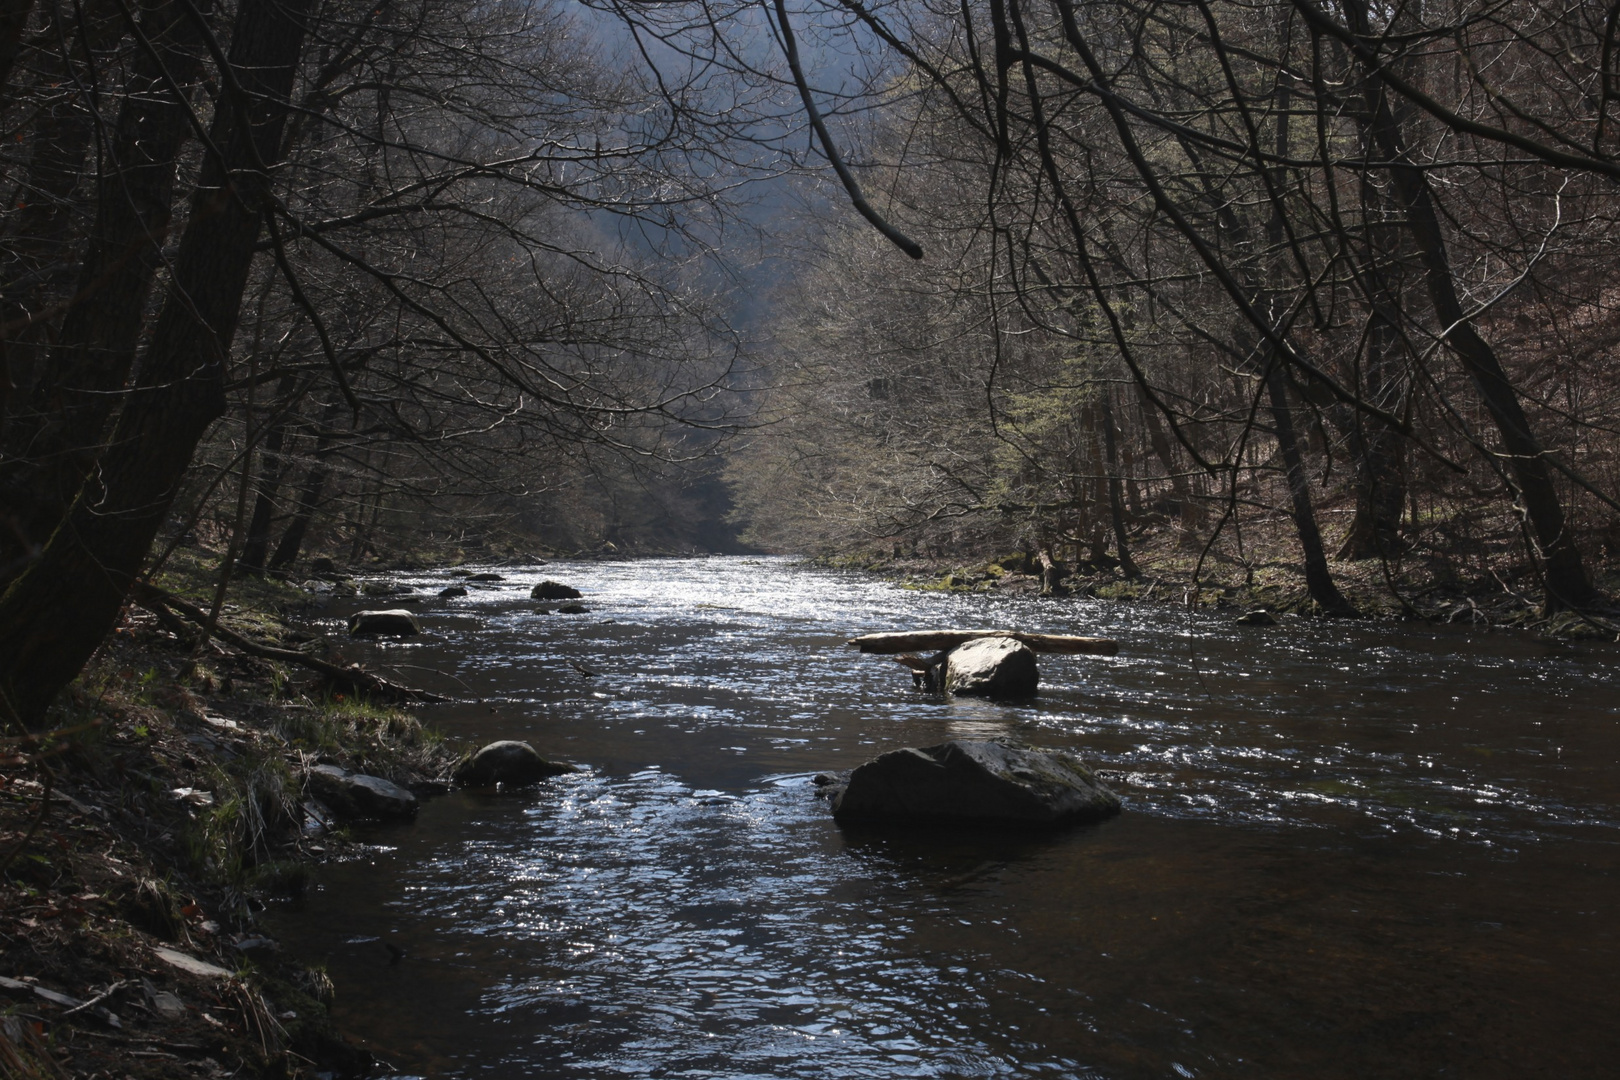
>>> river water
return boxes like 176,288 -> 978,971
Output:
271,557 -> 1620,1078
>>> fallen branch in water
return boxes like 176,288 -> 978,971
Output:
130,583 -> 450,704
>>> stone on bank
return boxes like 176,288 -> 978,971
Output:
305,764 -> 418,820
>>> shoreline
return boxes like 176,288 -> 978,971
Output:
1,555 -> 463,1078
812,541 -> 1620,642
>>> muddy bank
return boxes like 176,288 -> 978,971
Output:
0,571 -> 461,1078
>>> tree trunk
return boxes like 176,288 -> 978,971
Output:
0,0 -> 315,728
238,381 -> 302,575
267,405 -> 341,573
0,0 -> 123,423
1261,75 -> 1353,615
1341,0 -> 1593,611
0,0 -> 35,101
0,0 -> 216,584
1265,360 -> 1354,614
1336,312 -> 1408,559
1097,387 -> 1140,576
1134,383 -> 1204,545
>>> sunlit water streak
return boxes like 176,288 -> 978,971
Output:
271,557 -> 1620,1078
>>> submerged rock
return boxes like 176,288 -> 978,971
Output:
557,602 -> 590,614
454,740 -> 577,787
469,572 -> 504,582
1236,608 -> 1279,626
827,739 -> 1119,827
438,585 -> 469,599
347,609 -> 421,636
531,580 -> 583,600
306,764 -> 418,820
943,636 -> 1039,698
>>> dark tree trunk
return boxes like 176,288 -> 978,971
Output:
0,0 -> 215,583
1261,77 -> 1353,615
0,0 -> 123,423
1341,0 -> 1594,611
1265,361 -> 1354,614
0,0 -> 35,100
1097,387 -> 1140,577
238,378 -> 302,575
0,0 -> 315,728
1135,383 -> 1204,545
1336,312 -> 1408,559
267,405 -> 341,573
238,416 -> 293,576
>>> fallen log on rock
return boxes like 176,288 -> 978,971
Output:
848,629 -> 1119,656
131,583 -> 450,703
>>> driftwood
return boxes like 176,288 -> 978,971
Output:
849,630 -> 1119,657
131,583 -> 450,703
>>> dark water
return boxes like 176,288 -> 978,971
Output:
271,558 -> 1620,1078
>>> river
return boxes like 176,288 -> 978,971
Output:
270,556 -> 1620,1078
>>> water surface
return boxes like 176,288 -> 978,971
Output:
271,557 -> 1620,1078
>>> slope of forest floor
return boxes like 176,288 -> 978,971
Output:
824,516 -> 1620,641
0,554 -> 461,1078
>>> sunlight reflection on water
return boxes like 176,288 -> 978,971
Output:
273,557 -> 1620,1078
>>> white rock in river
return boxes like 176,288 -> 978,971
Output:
944,636 -> 1039,698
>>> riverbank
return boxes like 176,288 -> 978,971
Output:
820,519 -> 1620,641
0,553 -> 460,1077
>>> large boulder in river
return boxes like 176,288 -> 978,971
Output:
347,609 -> 420,636
454,741 -> 577,787
828,740 -> 1119,827
531,580 -> 583,600
944,636 -> 1038,698
306,764 -> 418,820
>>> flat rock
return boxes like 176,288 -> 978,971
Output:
151,946 -> 234,980
944,636 -> 1039,698
347,609 -> 421,636
438,585 -> 469,598
1235,608 -> 1279,626
454,740 -> 577,787
306,764 -> 418,820
828,739 -> 1120,827
468,572 -> 504,582
531,580 -> 583,600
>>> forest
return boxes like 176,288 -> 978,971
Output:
2,0 -> 1619,710
2,2 -> 1620,1076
